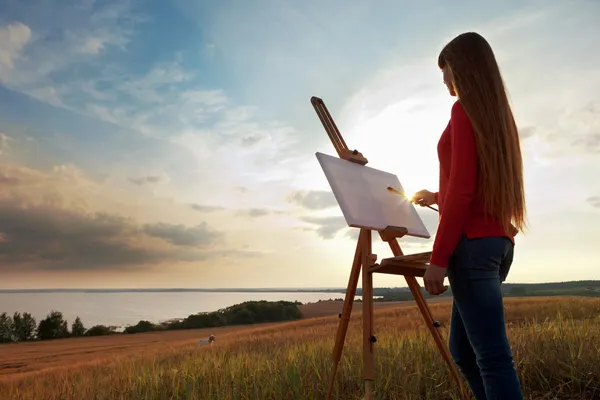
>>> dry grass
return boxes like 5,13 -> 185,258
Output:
0,323 -> 288,380
1,296 -> 600,399
0,299 -> 416,380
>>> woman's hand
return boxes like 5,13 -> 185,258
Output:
411,189 -> 437,207
423,264 -> 447,295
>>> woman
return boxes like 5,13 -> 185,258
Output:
411,32 -> 526,400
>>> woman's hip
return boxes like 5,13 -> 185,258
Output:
447,234 -> 514,283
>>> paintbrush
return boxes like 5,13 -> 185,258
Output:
387,186 -> 439,212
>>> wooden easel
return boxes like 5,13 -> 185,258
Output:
310,96 -> 468,400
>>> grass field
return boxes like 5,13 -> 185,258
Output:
1,296 -> 599,399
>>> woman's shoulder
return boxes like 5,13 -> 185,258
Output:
448,99 -> 475,143
450,99 -> 468,119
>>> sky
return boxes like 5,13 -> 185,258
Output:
0,0 -> 598,289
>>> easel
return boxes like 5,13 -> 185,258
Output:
310,96 -> 468,400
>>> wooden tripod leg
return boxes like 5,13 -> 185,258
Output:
326,230 -> 364,400
404,276 -> 468,399
388,239 -> 468,400
361,229 -> 375,400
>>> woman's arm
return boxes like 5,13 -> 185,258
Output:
429,101 -> 478,268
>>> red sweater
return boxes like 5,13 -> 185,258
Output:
429,100 -> 514,268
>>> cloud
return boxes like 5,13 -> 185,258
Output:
519,126 -> 536,139
180,89 -> 227,107
0,199 -> 219,271
190,204 -> 226,213
300,215 -> 347,239
236,208 -> 271,218
529,101 -> 600,158
571,133 -> 600,153
313,218 -> 435,253
587,196 -> 600,208
73,1 -> 142,54
142,222 -> 221,247
118,62 -> 196,104
563,101 -> 600,154
7,49 -> 229,141
190,204 -> 282,218
128,174 -> 169,185
0,22 -> 31,80
289,190 -> 337,210
77,66 -> 228,139
77,37 -> 105,55
0,3 -> 304,208
345,229 -> 360,242
0,132 -> 14,157
0,1 -> 146,100
0,175 -> 20,186
241,135 -> 264,147
0,161 -> 259,272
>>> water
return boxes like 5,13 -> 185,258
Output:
0,291 -> 344,331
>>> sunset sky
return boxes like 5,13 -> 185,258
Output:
0,0 -> 598,289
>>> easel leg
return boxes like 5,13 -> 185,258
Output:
388,239 -> 469,400
361,230 -> 375,400
326,230 -> 364,400
404,276 -> 467,399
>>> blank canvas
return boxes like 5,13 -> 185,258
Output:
316,152 -> 431,239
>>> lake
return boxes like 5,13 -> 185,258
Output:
0,291 -> 345,331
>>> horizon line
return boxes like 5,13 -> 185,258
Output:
1,279 -> 599,292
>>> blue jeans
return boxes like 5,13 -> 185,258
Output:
446,234 -> 523,400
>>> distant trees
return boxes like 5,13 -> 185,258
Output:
36,310 -> 70,340
71,317 -> 86,337
123,320 -> 155,334
85,325 -> 117,336
0,313 -> 14,343
0,310 -> 121,344
34,311 -> 119,340
12,312 -> 36,341
0,300 -> 305,343
510,286 -> 528,296
124,300 -> 304,334
0,312 -> 37,343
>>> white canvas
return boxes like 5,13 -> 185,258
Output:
316,152 -> 431,239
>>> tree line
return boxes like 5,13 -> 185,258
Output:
124,300 -> 303,334
374,284 -> 600,302
0,300 -> 303,344
0,310 -> 117,343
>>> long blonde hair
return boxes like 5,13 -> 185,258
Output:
438,32 -> 527,235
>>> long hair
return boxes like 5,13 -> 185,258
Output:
438,32 -> 527,235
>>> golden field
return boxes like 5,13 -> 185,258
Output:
1,296 -> 599,399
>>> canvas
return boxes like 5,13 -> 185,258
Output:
315,151 -> 431,239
